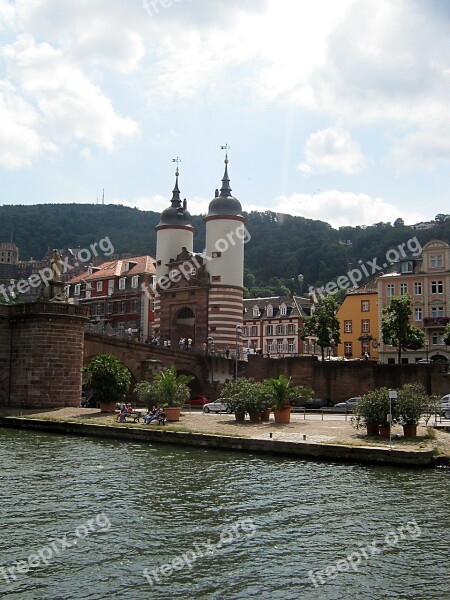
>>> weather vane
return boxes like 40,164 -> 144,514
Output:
220,144 -> 230,163
172,156 -> 181,175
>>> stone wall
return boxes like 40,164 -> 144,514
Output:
0,302 -> 88,408
0,305 -> 11,405
244,355 -> 440,401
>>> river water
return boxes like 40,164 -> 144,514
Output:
0,428 -> 449,600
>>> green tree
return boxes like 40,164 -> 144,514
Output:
135,366 -> 193,408
83,354 -> 131,405
381,294 -> 425,363
444,322 -> 450,346
301,296 -> 341,361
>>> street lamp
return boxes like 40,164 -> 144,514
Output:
235,325 -> 242,379
207,336 -> 214,385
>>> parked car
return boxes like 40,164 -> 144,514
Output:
292,398 -> 333,409
203,400 -> 232,414
334,397 -> 361,410
440,394 -> 450,419
189,395 -> 209,407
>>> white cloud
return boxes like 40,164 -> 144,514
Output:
0,80 -> 56,169
2,35 -> 139,152
391,119 -> 450,169
297,127 -> 367,175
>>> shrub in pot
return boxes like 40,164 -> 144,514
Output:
397,383 -> 429,437
83,354 -> 131,412
220,378 -> 261,421
352,388 -> 395,437
135,366 -> 193,421
265,375 -> 310,424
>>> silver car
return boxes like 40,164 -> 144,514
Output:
334,397 -> 361,410
203,400 -> 233,414
440,395 -> 450,419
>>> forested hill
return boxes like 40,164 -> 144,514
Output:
0,203 -> 449,295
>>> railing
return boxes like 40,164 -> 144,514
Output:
423,317 -> 449,327
9,301 -> 88,318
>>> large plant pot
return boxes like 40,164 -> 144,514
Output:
260,408 -> 271,422
164,407 -> 181,422
99,401 -> 116,413
379,425 -> 390,438
248,411 -> 261,423
235,411 -> 246,422
273,406 -> 291,424
403,424 -> 417,438
366,422 -> 379,436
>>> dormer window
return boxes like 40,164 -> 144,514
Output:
267,304 -> 273,317
252,305 -> 260,317
400,261 -> 413,273
280,304 -> 287,316
119,277 -> 126,290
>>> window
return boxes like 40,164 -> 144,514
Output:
252,306 -> 260,317
431,306 -> 444,318
361,319 -> 370,333
266,305 -> 273,317
108,279 -> 114,296
400,283 -> 408,295
93,303 -> 104,316
212,275 -> 221,282
276,324 -> 284,334
96,281 -> 103,292
267,341 -> 273,353
387,284 -> 395,297
432,333 -> 445,345
430,255 -> 443,268
85,289 -> 91,299
266,325 -> 273,335
413,282 -> 422,295
106,302 -> 113,315
251,326 -> 257,336
344,320 -> 352,333
400,261 -> 413,273
242,327 -> 248,336
118,301 -> 126,313
131,299 -> 139,312
288,340 -> 295,353
431,280 -> 444,294
131,275 -> 139,288
74,283 -> 81,296
280,304 -> 287,316
287,323 -> 296,334
414,307 -> 422,321
119,277 -> 126,290
362,341 -> 370,355
361,300 -> 370,312
344,342 -> 353,356
277,341 -> 284,353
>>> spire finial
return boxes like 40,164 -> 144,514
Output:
219,144 -> 232,196
171,157 -> 181,206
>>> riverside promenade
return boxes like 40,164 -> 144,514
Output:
1,408 -> 449,468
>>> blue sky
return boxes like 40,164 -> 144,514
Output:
0,0 -> 449,227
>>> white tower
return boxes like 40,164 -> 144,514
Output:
154,165 -> 193,335
204,151 -> 245,352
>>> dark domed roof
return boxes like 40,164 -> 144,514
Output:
157,173 -> 192,227
207,162 -> 242,217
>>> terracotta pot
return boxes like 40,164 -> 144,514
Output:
273,406 -> 291,424
235,411 -> 246,422
403,423 -> 417,438
248,411 -> 261,423
99,401 -> 116,413
164,407 -> 181,422
260,408 -> 272,422
366,422 -> 379,436
379,425 -> 390,438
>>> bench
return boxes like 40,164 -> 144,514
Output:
144,413 -> 166,426
115,410 -> 143,423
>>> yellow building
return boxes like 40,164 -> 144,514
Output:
337,277 -> 379,360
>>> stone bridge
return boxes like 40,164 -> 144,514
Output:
84,333 -> 236,397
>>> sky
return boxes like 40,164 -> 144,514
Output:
0,0 -> 449,228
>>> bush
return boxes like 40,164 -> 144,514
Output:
134,366 -> 193,408
397,383 -> 429,426
352,388 -> 393,429
83,354 -> 131,405
220,378 -> 270,414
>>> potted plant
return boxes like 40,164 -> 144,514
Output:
352,388 -> 393,437
83,354 -> 131,412
397,383 -> 429,437
139,366 -> 193,421
220,378 -> 256,421
265,375 -> 303,424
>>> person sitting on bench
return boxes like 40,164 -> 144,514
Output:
144,406 -> 164,425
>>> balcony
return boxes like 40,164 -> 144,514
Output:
423,317 -> 449,328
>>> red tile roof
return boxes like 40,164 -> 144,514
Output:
66,256 -> 155,284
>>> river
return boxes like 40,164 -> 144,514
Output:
0,428 -> 449,600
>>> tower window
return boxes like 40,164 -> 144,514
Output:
212,276 -> 221,282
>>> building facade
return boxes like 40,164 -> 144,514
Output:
66,256 -> 156,339
154,157 -> 245,353
336,277 -> 380,360
242,295 -> 314,357
378,240 -> 449,364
